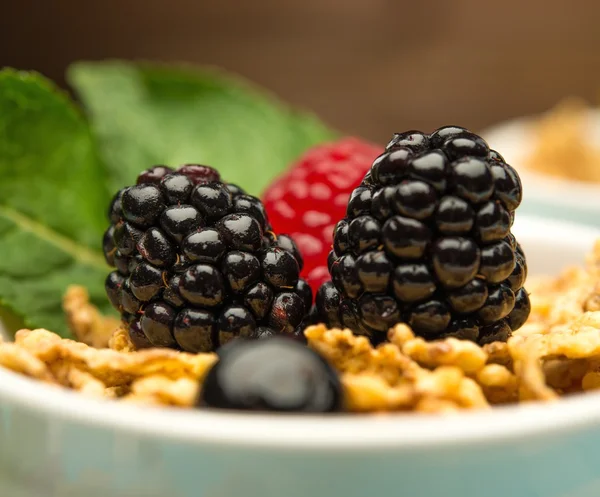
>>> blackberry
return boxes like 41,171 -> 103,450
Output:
199,337 -> 343,412
315,126 -> 529,345
103,164 -> 310,353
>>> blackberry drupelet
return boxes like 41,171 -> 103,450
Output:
315,126 -> 530,345
103,164 -> 311,353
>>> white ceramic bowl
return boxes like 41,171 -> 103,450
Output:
1,216 -> 600,497
483,111 -> 600,227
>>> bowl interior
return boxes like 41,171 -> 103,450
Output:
0,215 -> 599,450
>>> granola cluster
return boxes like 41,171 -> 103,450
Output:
525,98 -> 600,183
2,242 -> 600,413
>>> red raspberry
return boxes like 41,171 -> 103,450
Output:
263,138 -> 382,295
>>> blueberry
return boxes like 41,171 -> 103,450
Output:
199,337 -> 343,412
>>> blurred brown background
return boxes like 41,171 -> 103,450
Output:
3,0 -> 600,142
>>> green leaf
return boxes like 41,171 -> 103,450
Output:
0,69 -> 113,336
68,61 -> 337,196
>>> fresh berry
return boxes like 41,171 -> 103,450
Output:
263,138 -> 381,295
136,165 -> 173,185
104,164 -> 310,353
198,337 -> 343,412
315,126 -> 528,345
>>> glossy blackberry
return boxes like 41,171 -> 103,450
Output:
137,227 -> 176,267
315,126 -> 529,345
141,301 -> 177,348
103,226 -> 116,266
137,165 -> 173,185
160,205 -> 203,243
160,173 -> 193,205
268,292 -> 306,334
182,228 -> 226,263
198,337 -> 343,412
218,305 -> 257,345
221,251 -> 261,293
178,164 -> 221,184
262,247 -> 300,289
121,185 -> 165,227
191,183 -> 232,221
103,164 -> 311,351
129,262 -> 163,302
174,308 -> 216,352
128,318 -> 152,349
233,195 -> 269,231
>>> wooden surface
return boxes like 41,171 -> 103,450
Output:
3,0 -> 600,141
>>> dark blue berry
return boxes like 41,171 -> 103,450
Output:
199,338 -> 343,412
